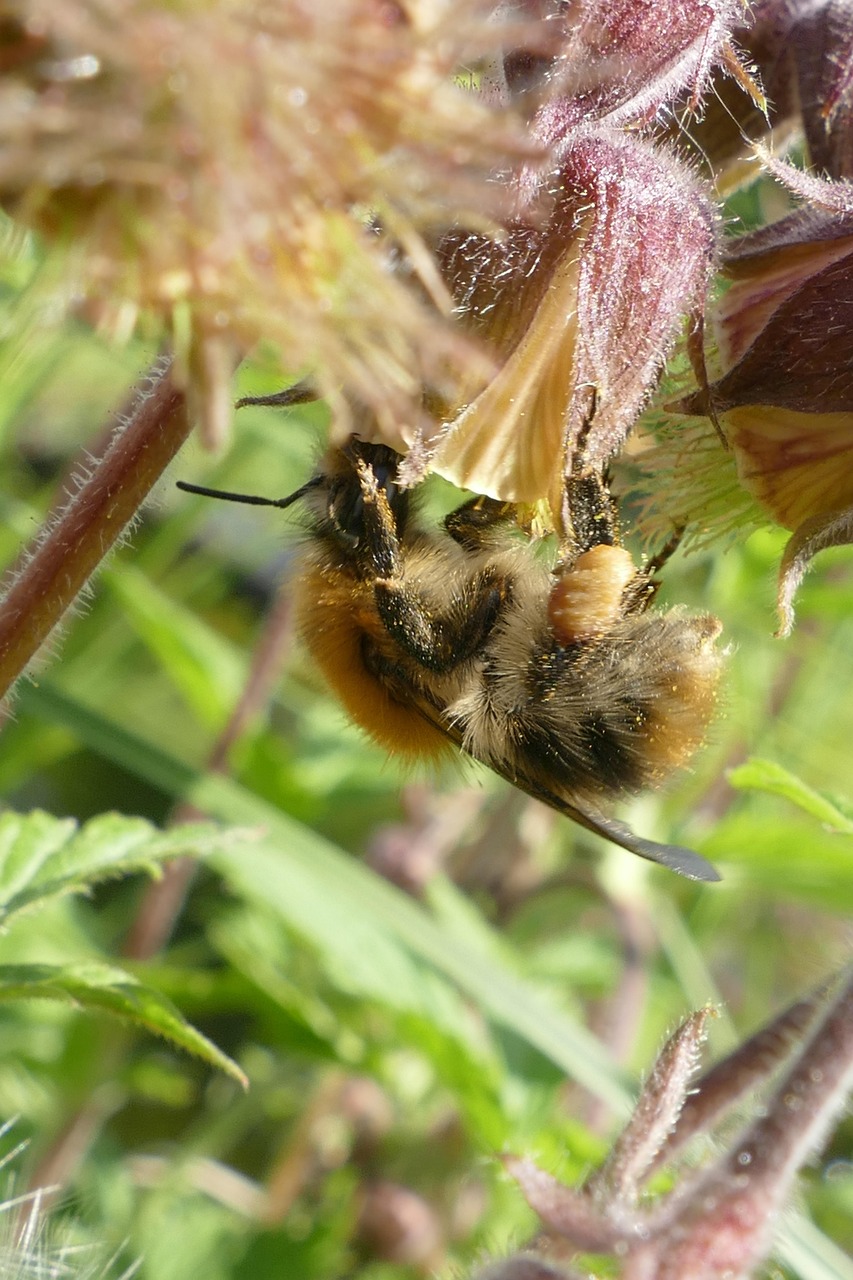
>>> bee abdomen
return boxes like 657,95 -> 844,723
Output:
515,706 -> 650,798
459,606 -> 723,803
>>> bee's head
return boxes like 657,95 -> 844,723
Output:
319,440 -> 409,550
176,439 -> 409,561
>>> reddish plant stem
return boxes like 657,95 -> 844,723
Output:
25,1068 -> 125,1210
28,582 -> 296,1201
262,1071 -> 348,1225
0,356 -> 191,701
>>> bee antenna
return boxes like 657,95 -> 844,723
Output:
176,477 -> 323,510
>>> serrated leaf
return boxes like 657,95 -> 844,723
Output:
728,758 -> 853,833
0,810 -> 240,925
0,961 -> 246,1085
20,681 -> 633,1113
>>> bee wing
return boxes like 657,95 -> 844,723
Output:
492,764 -> 720,882
404,688 -> 720,883
533,794 -> 721,883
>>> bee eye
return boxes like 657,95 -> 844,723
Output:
328,487 -> 365,546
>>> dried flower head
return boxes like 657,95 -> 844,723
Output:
0,0 -> 533,445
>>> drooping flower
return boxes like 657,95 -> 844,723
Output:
405,130 -> 717,530
382,1 -> 749,525
676,172 -> 853,629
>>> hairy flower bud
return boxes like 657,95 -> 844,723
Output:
484,974 -> 853,1280
418,132 -> 715,525
545,0 -> 745,129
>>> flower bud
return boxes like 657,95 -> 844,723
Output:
356,1180 -> 444,1270
424,131 -> 716,525
544,0 -> 744,129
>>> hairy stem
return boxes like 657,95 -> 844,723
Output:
0,356 -> 191,701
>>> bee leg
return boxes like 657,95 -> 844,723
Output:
617,526 -> 687,614
645,526 -> 685,578
353,456 -> 510,672
374,572 -> 510,673
443,497 -> 515,550
352,455 -> 406,580
558,461 -> 661,615
564,467 -> 619,554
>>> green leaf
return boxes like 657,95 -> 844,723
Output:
728,758 -> 853,833
703,812 -> 853,911
0,809 -> 239,925
19,680 -> 633,1114
104,564 -> 245,730
0,961 -> 246,1085
778,1215 -> 853,1280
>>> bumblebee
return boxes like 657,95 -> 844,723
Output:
179,439 -> 722,881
